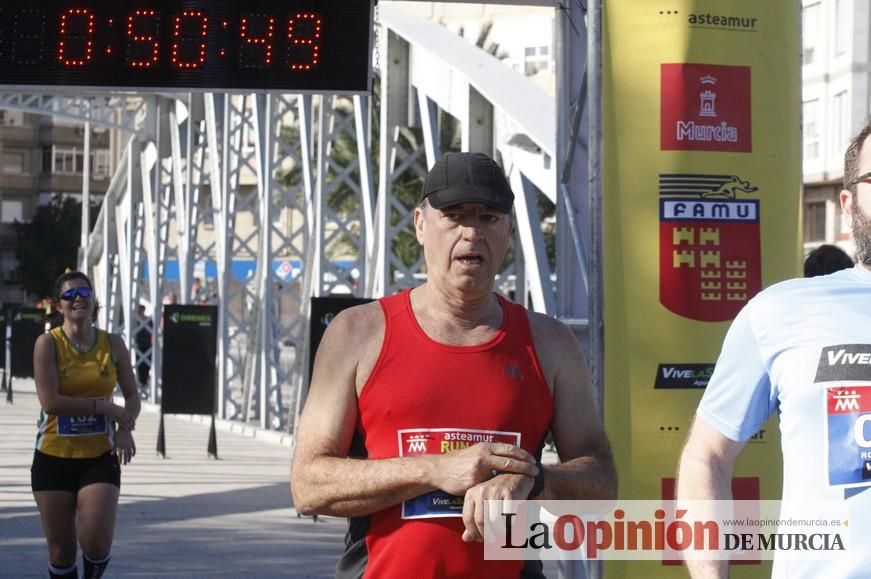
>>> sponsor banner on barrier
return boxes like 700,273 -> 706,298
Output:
654,364 -> 715,389
604,1 -> 799,574
482,500 -> 850,562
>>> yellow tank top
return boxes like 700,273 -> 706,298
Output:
35,327 -> 118,458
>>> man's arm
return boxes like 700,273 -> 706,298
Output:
460,316 -> 617,542
290,303 -> 538,518
677,417 -> 746,579
531,315 -> 617,500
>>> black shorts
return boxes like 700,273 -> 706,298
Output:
31,450 -> 121,493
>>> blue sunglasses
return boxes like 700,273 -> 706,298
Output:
60,287 -> 93,301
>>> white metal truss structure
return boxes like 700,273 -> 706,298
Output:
0,93 -> 148,135
374,5 -> 563,313
0,2 -> 593,439
0,4 -> 593,575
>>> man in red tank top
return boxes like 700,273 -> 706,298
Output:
292,152 -> 617,578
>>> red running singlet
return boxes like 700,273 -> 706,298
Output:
336,289 -> 554,579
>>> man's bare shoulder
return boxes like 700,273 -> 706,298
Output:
525,310 -> 575,347
523,310 -> 586,384
327,301 -> 384,337
314,301 -> 385,395
323,300 -> 385,343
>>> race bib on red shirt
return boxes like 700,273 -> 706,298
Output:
398,428 -> 521,519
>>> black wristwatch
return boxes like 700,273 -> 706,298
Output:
528,459 -> 545,499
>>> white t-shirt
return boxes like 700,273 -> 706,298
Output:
698,266 -> 871,578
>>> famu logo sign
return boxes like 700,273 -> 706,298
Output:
654,363 -> 714,389
169,312 -> 213,326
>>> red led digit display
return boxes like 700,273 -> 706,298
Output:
171,11 -> 208,69
127,10 -> 159,68
58,8 -> 95,66
0,0 -> 373,93
240,15 -> 274,68
287,13 -> 321,71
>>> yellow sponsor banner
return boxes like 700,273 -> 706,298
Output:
603,1 -> 800,577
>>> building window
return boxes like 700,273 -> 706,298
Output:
1,200 -> 23,224
803,99 -> 820,160
0,251 -> 19,283
53,147 -> 81,174
47,146 -> 111,178
0,110 -> 24,126
833,90 -> 849,156
802,2 -> 820,65
1,151 -> 25,174
93,150 -> 110,180
804,201 -> 827,243
835,0 -> 849,56
524,45 -> 550,75
42,147 -> 52,173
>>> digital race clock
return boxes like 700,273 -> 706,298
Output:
0,0 -> 374,93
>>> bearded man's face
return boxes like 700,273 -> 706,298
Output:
852,193 -> 871,266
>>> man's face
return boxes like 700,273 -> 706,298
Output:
842,137 -> 871,267
852,196 -> 871,266
413,201 -> 512,294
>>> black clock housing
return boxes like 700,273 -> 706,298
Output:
0,0 -> 373,93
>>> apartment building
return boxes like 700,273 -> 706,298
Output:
0,109 -> 113,303
801,0 -> 871,254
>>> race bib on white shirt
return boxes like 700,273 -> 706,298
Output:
816,345 -> 871,488
825,384 -> 871,487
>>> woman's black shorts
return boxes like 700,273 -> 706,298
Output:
31,450 -> 121,492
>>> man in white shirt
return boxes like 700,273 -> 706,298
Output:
678,121 -> 871,578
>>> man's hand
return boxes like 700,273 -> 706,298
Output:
461,473 -> 534,542
113,428 -> 136,465
431,443 -> 538,496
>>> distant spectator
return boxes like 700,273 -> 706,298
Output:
134,305 -> 153,395
803,244 -> 854,277
191,278 -> 207,304
37,296 -> 55,330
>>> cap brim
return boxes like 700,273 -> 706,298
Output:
426,185 -> 513,214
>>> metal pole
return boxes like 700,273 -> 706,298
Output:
81,114 -> 91,272
555,0 -> 594,576
585,1 -> 604,578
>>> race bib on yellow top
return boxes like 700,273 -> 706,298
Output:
398,428 -> 521,519
57,413 -> 108,437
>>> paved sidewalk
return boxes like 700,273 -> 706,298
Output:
0,380 -> 345,578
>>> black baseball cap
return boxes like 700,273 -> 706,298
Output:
421,152 -> 514,214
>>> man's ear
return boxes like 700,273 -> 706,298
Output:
413,206 -> 425,245
840,189 -> 855,228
